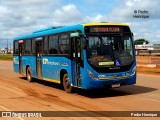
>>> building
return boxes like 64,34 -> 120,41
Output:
135,42 -> 160,51
135,43 -> 160,56
135,43 -> 154,50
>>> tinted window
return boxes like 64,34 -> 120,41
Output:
32,39 -> 36,54
59,33 -> 69,55
14,41 -> 19,55
25,39 -> 31,55
87,36 -> 134,67
43,36 -> 48,54
49,35 -> 58,54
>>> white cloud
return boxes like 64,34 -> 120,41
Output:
111,0 -> 160,20
126,1 -> 134,6
63,4 -> 75,11
0,0 -> 60,47
85,14 -> 106,22
107,0 -> 160,43
52,4 -> 83,25
0,6 -> 8,13
0,0 -> 160,48
125,0 -> 142,6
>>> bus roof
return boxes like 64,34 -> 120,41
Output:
14,22 -> 129,40
82,22 -> 129,27
14,24 -> 83,40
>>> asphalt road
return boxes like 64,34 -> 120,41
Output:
0,61 -> 159,120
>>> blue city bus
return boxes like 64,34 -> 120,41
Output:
13,22 -> 136,93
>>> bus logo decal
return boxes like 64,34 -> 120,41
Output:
43,58 -> 47,64
43,58 -> 60,66
61,62 -> 69,66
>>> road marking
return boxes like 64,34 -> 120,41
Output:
0,105 -> 10,111
0,105 -> 24,120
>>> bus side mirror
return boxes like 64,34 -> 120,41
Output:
131,32 -> 134,41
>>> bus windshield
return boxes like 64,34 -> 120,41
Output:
87,35 -> 134,67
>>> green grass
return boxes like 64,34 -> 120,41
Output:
0,55 -> 13,60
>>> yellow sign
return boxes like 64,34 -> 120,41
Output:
99,61 -> 114,66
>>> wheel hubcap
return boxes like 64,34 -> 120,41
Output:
27,71 -> 31,81
64,75 -> 70,89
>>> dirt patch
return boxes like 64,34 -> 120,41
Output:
136,56 -> 160,74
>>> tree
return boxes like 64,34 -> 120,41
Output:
134,39 -> 149,45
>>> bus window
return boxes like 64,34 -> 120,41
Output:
76,38 -> 82,63
24,39 -> 31,55
59,33 -> 69,55
87,36 -> 134,67
32,39 -> 36,54
14,41 -> 19,55
49,35 -> 58,54
43,36 -> 49,54
123,36 -> 133,56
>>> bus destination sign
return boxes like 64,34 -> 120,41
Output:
90,27 -> 120,33
84,26 -> 131,33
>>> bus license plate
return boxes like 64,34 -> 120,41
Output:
112,83 -> 120,88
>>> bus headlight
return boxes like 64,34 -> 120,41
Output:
131,66 -> 136,76
87,69 -> 98,80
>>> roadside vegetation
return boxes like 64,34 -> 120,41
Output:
0,54 -> 13,60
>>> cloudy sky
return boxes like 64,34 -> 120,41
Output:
0,0 -> 160,49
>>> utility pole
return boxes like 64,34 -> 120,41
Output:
10,43 -> 11,52
7,39 -> 8,54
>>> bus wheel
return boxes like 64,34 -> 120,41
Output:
27,67 -> 32,82
63,73 -> 72,93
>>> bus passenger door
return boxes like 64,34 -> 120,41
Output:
71,37 -> 81,86
19,43 -> 23,74
36,41 -> 43,78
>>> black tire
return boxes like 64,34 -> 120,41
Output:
63,73 -> 72,93
26,67 -> 32,82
